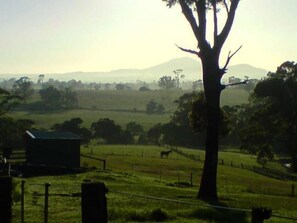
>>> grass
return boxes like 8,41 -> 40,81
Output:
8,88 -> 249,130
11,145 -> 297,223
76,89 -> 186,112
9,109 -> 171,130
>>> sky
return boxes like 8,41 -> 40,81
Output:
0,0 -> 296,74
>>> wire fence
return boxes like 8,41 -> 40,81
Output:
171,147 -> 297,182
7,179 -> 297,223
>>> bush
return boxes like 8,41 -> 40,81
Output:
150,208 -> 169,222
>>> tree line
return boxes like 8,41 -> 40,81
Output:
1,62 -> 295,170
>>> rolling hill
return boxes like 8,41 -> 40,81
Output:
0,57 -> 267,83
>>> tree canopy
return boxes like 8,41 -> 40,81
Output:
249,61 -> 297,171
158,76 -> 176,89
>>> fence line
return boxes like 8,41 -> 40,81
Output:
170,147 -> 297,182
109,189 -> 251,213
15,180 -> 297,222
110,189 -> 297,222
271,214 -> 297,221
80,154 -> 106,170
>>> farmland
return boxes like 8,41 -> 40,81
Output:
11,145 -> 297,222
6,88 -> 297,222
9,88 -> 249,130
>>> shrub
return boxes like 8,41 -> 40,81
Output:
150,208 -> 169,222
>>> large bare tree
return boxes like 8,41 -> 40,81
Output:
163,0 -> 240,201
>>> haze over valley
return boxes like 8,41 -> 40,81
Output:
0,57 -> 267,83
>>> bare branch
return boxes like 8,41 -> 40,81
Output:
223,0 -> 229,14
213,2 -> 218,41
214,0 -> 240,51
222,45 -> 242,72
223,80 -> 249,88
178,0 -> 201,43
195,0 -> 207,43
175,44 -> 200,56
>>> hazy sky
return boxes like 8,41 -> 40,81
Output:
0,0 -> 296,74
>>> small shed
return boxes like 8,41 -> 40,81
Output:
25,130 -> 81,168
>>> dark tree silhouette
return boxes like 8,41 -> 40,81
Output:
39,86 -> 62,109
158,75 -> 176,89
51,118 -> 92,144
253,61 -> 297,172
12,76 -> 34,103
0,88 -> 22,116
164,0 -> 240,200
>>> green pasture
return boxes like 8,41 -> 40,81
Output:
12,145 -> 297,223
221,88 -> 249,106
9,88 -> 249,130
76,89 -> 186,112
9,109 -> 171,130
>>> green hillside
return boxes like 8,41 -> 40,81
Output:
9,88 -> 249,130
12,145 -> 297,222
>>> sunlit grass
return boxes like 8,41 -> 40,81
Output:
11,145 -> 297,223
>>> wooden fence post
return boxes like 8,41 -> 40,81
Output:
103,159 -> 106,170
81,181 -> 108,223
44,183 -> 50,223
251,208 -> 271,223
0,176 -> 12,223
190,172 -> 193,187
21,180 -> 25,223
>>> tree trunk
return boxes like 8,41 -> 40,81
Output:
197,56 -> 223,201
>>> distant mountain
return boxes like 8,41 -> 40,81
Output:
226,64 -> 267,80
0,57 -> 267,83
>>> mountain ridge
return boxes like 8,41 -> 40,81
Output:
0,57 -> 267,83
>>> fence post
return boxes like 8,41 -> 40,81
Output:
190,172 -> 193,187
44,182 -> 50,223
221,159 -> 224,165
177,172 -> 180,184
21,180 -> 25,223
103,159 -> 106,170
292,183 -> 295,197
8,163 -> 11,176
251,208 -> 271,223
81,181 -> 108,223
0,176 -> 12,223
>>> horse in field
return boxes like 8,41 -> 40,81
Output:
160,150 -> 172,159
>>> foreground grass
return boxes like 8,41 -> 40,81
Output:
12,145 -> 297,223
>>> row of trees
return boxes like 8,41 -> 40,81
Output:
0,76 -> 79,110
1,61 -> 295,163
39,86 -> 78,110
1,74 -> 256,94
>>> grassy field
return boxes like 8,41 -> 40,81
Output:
9,109 -> 171,131
11,145 -> 297,223
9,88 -> 249,130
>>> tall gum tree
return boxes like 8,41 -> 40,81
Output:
163,0 -> 240,201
